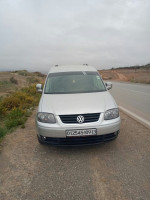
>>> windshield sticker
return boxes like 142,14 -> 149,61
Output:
96,76 -> 100,79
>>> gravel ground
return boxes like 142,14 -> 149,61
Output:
0,111 -> 150,200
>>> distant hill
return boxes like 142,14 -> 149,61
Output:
111,63 -> 150,70
99,64 -> 150,84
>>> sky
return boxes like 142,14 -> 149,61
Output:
0,0 -> 150,73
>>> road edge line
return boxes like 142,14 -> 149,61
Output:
119,106 -> 150,130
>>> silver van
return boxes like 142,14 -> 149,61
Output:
36,65 -> 120,145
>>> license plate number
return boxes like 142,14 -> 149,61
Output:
66,129 -> 97,137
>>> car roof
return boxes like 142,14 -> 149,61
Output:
48,65 -> 97,74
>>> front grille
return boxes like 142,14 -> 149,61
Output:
59,113 -> 100,124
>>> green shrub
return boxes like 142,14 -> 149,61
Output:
34,72 -> 46,77
0,84 -> 41,140
18,70 -> 29,76
0,101 -> 7,116
5,108 -> 27,129
22,85 -> 37,95
2,96 -> 21,111
0,126 -> 7,138
26,77 -> 39,84
1,86 -> 40,112
10,77 -> 18,84
0,81 -> 11,89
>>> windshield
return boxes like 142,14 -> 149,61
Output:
44,71 -> 106,94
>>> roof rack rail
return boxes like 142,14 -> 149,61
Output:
83,64 -> 88,66
55,65 -> 59,67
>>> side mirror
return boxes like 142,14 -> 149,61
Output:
36,84 -> 43,93
105,82 -> 112,90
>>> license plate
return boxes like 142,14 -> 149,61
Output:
66,129 -> 97,137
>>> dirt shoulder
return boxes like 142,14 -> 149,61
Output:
0,111 -> 150,200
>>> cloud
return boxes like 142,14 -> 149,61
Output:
0,0 -> 150,72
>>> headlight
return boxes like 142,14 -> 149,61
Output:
37,112 -> 56,123
104,108 -> 119,120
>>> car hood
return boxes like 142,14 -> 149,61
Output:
39,91 -> 117,115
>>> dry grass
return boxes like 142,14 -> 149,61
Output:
0,70 -> 46,97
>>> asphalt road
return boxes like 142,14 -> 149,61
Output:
0,111 -> 150,200
110,82 -> 150,122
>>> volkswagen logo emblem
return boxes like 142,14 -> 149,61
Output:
77,115 -> 84,124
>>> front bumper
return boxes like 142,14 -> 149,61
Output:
38,131 -> 119,146
36,116 -> 120,145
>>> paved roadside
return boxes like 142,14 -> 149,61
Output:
110,81 -> 150,122
0,111 -> 150,200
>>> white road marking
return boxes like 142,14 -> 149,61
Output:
119,106 -> 150,130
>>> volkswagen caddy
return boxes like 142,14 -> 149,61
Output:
35,65 -> 120,145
